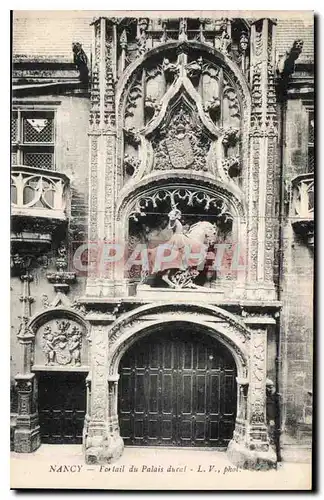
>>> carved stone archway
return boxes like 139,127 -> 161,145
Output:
84,302 -> 276,469
86,18 -> 278,302
113,174 -> 248,296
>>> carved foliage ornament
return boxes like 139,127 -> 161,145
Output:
125,75 -> 142,119
250,333 -> 266,426
91,325 -> 108,421
124,154 -> 141,177
129,187 -> 233,224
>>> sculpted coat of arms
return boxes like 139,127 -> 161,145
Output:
153,108 -> 210,171
41,320 -> 82,366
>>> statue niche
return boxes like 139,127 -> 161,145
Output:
126,188 -> 234,290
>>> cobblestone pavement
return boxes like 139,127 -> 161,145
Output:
11,445 -> 312,490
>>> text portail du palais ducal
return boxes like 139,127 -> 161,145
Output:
49,464 -> 241,474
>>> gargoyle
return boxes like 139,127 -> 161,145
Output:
124,127 -> 141,146
277,39 -> 304,77
72,42 -> 89,84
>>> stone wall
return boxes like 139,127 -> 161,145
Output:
13,12 -> 93,60
280,98 -> 313,451
10,93 -> 90,410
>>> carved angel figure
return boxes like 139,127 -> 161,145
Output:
43,327 -> 56,365
69,329 -> 82,366
239,31 -> 249,53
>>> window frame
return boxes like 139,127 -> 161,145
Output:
11,105 -> 57,170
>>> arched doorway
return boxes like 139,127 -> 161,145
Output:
118,323 -> 237,447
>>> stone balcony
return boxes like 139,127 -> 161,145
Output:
291,173 -> 314,247
11,165 -> 70,247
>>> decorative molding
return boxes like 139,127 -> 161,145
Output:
108,302 -> 251,347
129,186 -> 233,224
90,325 -> 108,421
249,329 -> 267,430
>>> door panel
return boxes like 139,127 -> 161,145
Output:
38,372 -> 86,444
119,326 -> 237,447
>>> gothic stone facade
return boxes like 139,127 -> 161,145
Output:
11,13 -> 314,469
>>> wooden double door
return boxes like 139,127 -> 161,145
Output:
38,372 -> 86,444
118,327 -> 237,447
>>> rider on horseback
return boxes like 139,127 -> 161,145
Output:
147,204 -> 217,289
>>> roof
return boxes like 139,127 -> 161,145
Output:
12,12 -> 314,64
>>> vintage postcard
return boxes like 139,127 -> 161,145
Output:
10,10 -> 314,490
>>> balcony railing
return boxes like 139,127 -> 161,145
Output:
291,173 -> 314,246
11,165 -> 70,221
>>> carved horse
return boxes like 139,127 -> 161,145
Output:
148,220 -> 217,289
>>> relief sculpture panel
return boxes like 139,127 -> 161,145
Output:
34,319 -> 88,368
120,46 -> 245,187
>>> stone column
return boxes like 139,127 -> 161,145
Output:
231,377 -> 249,443
86,17 -> 118,298
107,374 -> 123,452
228,326 -> 276,469
247,18 -> 278,301
84,318 -> 123,464
82,373 -> 92,453
14,268 -> 40,452
14,372 -> 40,453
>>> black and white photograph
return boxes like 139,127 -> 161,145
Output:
9,10 -> 314,490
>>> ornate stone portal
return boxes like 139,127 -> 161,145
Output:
80,16 -> 280,469
10,16 -> 281,470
